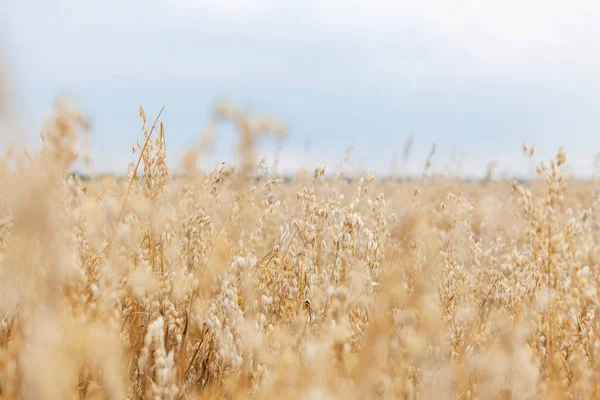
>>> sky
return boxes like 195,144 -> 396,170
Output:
2,0 -> 600,178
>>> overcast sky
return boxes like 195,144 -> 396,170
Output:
2,0 -> 600,177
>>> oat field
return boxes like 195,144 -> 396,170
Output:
0,100 -> 599,399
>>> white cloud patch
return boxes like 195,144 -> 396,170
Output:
174,0 -> 600,87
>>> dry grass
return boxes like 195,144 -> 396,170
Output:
0,97 -> 599,400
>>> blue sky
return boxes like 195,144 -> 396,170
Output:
2,0 -> 600,177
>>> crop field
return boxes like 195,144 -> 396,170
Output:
0,100 -> 599,399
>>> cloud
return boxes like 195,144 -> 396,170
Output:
8,0 -> 600,90
173,0 -> 600,87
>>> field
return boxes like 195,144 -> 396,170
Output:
1,100 -> 600,399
